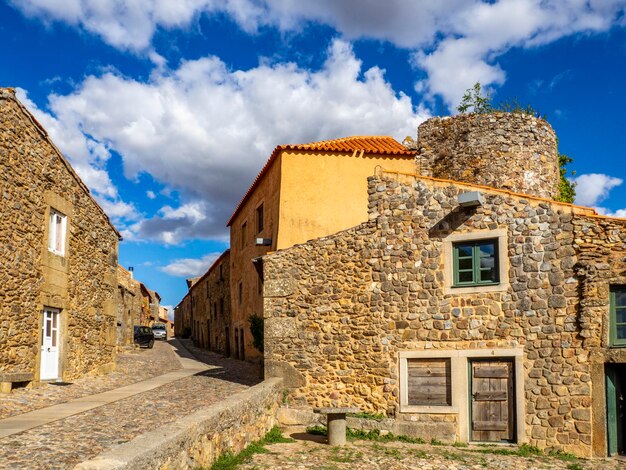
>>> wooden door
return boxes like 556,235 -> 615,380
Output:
470,359 -> 515,442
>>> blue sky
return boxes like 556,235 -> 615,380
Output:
2,1 -> 626,312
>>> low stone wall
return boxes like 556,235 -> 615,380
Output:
75,377 -> 283,470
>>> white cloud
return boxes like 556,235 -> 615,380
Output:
574,173 -> 623,206
160,252 -> 222,277
11,1 -> 626,106
15,87 -> 141,228
38,39 -> 428,243
146,190 -> 156,199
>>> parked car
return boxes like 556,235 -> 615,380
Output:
134,325 -> 154,348
151,323 -> 167,341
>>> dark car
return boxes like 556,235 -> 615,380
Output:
134,325 -> 154,349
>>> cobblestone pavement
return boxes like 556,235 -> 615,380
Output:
0,340 -> 261,469
0,340 -> 181,420
242,431 -> 625,470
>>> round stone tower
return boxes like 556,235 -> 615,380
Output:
416,112 -> 559,199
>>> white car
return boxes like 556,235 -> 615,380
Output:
151,324 -> 167,341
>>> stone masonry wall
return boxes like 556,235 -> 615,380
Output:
75,378 -> 283,470
417,113 -> 559,200
188,250 -> 232,355
264,172 -> 626,456
0,88 -> 119,383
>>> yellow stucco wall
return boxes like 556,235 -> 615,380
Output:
229,156 -> 282,361
228,148 -> 416,362
277,150 -> 417,249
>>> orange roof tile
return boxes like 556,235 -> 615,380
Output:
226,136 -> 415,226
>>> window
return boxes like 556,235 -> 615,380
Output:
406,358 -> 451,406
256,204 -> 264,233
241,221 -> 247,248
611,287 -> 626,347
453,239 -> 499,287
238,282 -> 243,306
48,209 -> 67,256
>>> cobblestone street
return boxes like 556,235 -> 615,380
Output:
0,339 -> 261,469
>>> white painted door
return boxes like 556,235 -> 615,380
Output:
40,308 -> 60,380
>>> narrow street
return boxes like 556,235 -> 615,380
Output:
0,339 -> 261,469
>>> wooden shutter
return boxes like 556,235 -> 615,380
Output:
407,358 -> 451,406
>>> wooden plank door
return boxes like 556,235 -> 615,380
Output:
470,359 -> 515,442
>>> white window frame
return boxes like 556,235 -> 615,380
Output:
48,208 -> 67,256
443,228 -> 509,295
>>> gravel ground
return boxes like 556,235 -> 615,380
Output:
241,430 -> 626,470
0,339 -> 261,470
0,340 -> 181,419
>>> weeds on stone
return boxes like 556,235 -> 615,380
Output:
430,438 -> 444,446
452,441 -> 468,448
412,449 -> 428,458
210,426 -> 294,470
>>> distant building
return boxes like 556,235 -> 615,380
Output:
175,250 -> 231,355
0,88 -> 121,392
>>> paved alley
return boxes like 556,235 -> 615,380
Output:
0,339 -> 261,469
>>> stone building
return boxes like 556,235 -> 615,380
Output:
116,265 -> 142,347
175,250 -> 231,355
263,113 -> 626,458
0,88 -> 121,391
227,136 -> 418,361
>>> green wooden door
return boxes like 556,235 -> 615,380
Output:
607,368 -> 618,456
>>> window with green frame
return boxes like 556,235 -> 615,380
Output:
610,287 -> 626,347
453,239 -> 499,287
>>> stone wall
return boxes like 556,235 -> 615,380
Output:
263,171 -> 626,456
75,378 -> 283,470
0,88 -> 119,385
417,113 -> 559,200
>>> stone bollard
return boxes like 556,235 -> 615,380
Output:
315,407 -> 359,446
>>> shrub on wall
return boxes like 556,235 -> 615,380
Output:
248,314 -> 264,353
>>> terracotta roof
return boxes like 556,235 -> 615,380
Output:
227,136 -> 415,226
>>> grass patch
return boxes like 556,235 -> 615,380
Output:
307,425 -> 425,444
469,443 -> 545,459
347,411 -> 386,421
412,449 -> 428,458
567,463 -> 585,470
210,426 -> 293,470
430,438 -> 444,446
548,449 -> 578,462
306,425 -> 327,436
452,441 -> 468,448
442,450 -> 466,462
347,428 -> 425,444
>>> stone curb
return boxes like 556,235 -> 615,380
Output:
74,377 -> 283,469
